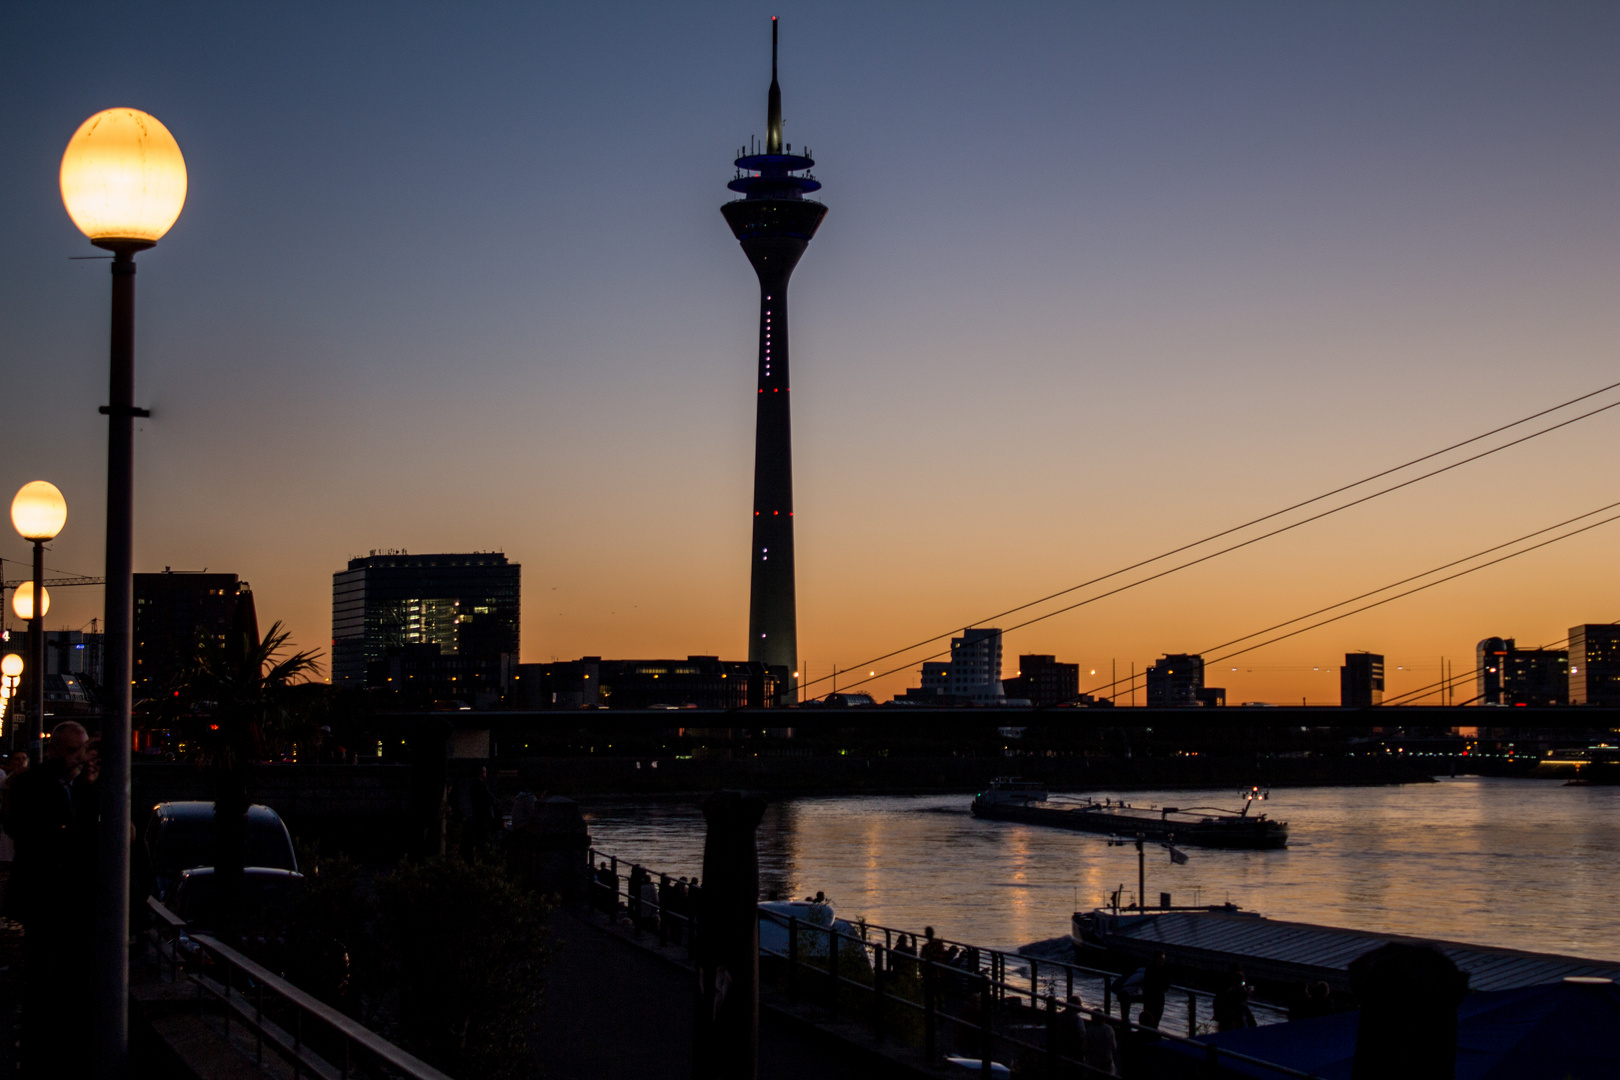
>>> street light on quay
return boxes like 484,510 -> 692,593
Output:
11,480 -> 65,760
62,106 -> 187,1080
0,653 -> 22,737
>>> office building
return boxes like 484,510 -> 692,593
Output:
723,21 -> 828,704
1145,653 -> 1205,707
332,551 -> 520,695
1002,655 -> 1081,708
1476,638 -> 1568,706
896,629 -> 1006,705
134,571 -> 256,699
1340,652 -> 1385,707
1569,624 -> 1620,706
513,656 -> 779,710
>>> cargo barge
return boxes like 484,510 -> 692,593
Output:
970,778 -> 1288,849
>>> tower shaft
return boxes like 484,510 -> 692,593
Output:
724,19 -> 825,705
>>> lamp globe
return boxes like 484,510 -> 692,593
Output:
11,583 -> 49,623
60,108 -> 187,246
11,481 -> 66,542
0,655 -> 19,678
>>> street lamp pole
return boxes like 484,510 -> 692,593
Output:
29,538 -> 44,759
61,106 -> 187,1080
97,241 -> 144,1078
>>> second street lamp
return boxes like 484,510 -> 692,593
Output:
61,106 -> 187,1080
11,480 -> 66,761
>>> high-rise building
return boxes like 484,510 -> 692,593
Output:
947,629 -> 1006,704
895,630 -> 1008,705
1145,654 -> 1204,707
1002,655 -> 1081,707
722,19 -> 827,706
1569,624 -> 1620,706
134,570 -> 256,700
1340,652 -> 1385,707
331,552 -> 520,693
1475,637 -> 1568,706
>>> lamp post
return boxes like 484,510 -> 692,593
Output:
12,481 -> 66,761
61,106 -> 187,1080
0,653 -> 22,740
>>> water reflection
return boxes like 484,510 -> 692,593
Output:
581,777 -> 1619,961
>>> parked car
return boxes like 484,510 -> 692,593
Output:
169,866 -> 306,931
144,801 -> 298,902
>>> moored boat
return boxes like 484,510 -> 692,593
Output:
970,778 -> 1288,849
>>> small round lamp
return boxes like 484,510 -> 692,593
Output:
11,583 -> 50,622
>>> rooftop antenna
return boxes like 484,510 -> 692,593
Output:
767,16 -> 783,154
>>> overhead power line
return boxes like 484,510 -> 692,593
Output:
805,380 -> 1620,696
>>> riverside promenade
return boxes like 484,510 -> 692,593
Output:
538,905 -> 941,1079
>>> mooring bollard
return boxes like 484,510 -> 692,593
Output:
1187,990 -> 1198,1036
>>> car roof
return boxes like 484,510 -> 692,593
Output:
151,801 -> 287,825
176,866 -> 304,882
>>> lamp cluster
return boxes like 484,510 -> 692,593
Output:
0,653 -> 19,734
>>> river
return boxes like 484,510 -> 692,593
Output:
580,776 -> 1619,963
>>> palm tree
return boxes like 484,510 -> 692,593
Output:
167,619 -> 322,940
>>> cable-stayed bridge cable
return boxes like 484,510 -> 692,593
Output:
803,381 -> 1620,696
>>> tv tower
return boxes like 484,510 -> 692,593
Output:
722,17 -> 826,705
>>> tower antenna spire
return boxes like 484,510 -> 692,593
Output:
767,17 -> 783,154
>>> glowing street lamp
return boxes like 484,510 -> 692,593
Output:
10,582 -> 50,621
62,106 -> 186,1080
0,654 -> 20,735
11,480 -> 64,761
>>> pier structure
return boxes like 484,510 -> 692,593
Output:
722,18 -> 827,705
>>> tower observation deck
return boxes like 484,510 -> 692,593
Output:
722,17 -> 826,706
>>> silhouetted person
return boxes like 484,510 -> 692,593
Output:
6,722 -> 93,1079
1214,966 -> 1257,1031
1083,1011 -> 1119,1076
627,864 -> 648,925
1350,943 -> 1468,1080
1142,950 -> 1172,1023
1055,995 -> 1085,1069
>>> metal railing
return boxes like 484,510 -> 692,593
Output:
583,848 -> 1320,1079
144,896 -> 454,1080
